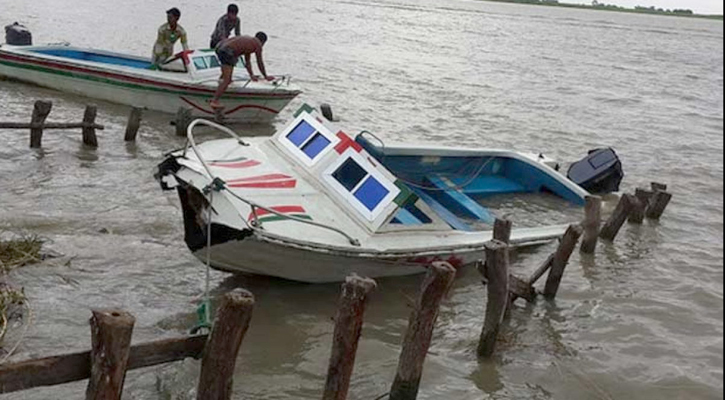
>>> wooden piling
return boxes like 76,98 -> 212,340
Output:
82,105 -> 98,147
580,195 -> 602,254
176,107 -> 193,137
600,194 -> 634,241
543,224 -> 583,299
124,107 -> 143,142
29,100 -> 52,148
629,188 -> 653,224
85,309 -> 135,400
197,289 -> 255,400
493,218 -> 512,244
477,241 -> 510,359
390,262 -> 456,399
323,275 -> 377,400
645,190 -> 673,220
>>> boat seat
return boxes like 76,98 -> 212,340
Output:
440,174 -> 525,196
392,207 -> 423,225
424,174 -> 495,225
412,189 -> 473,231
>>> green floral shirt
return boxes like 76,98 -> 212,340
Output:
152,23 -> 189,65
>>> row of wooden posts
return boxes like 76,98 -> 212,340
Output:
0,100 -> 197,148
0,186 -> 672,399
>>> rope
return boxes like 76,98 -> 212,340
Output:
373,392 -> 390,400
359,130 -> 496,192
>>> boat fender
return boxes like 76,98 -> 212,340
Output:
320,103 -> 335,122
4,22 -> 32,46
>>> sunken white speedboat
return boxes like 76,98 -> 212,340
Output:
156,105 -> 590,283
0,44 -> 301,121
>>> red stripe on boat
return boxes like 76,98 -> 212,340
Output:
247,205 -> 306,221
227,173 -> 293,183
334,131 -> 363,154
229,180 -> 296,189
180,96 -> 280,115
210,160 -> 261,168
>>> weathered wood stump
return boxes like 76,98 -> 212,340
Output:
323,275 -> 377,400
600,194 -> 635,241
176,107 -> 193,137
645,190 -> 673,220
493,218 -> 512,244
197,289 -> 255,400
543,224 -> 583,299
30,100 -> 52,148
85,309 -> 135,400
477,241 -> 509,359
124,107 -> 143,142
390,262 -> 456,399
629,188 -> 653,224
82,105 -> 99,147
580,195 -> 602,254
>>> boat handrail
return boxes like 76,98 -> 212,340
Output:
184,119 -> 361,247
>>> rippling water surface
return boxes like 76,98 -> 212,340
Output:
0,0 -> 722,399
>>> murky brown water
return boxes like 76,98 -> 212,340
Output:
0,0 -> 722,399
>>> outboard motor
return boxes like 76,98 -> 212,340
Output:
4,22 -> 32,46
567,147 -> 624,194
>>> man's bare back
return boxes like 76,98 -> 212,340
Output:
219,35 -> 262,57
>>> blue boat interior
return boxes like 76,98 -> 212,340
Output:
31,49 -> 153,69
355,135 -> 585,231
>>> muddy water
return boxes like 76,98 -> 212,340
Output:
0,0 -> 722,399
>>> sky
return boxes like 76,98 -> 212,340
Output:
568,0 -> 724,14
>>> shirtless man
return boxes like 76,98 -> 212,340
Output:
209,32 -> 275,109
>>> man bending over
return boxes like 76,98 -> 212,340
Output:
209,32 -> 275,109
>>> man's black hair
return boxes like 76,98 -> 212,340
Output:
166,7 -> 181,18
255,32 -> 268,44
228,4 -> 239,14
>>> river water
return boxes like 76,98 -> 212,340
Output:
0,0 -> 722,399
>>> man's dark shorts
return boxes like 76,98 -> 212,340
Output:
215,46 -> 238,67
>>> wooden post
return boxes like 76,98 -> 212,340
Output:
580,195 -> 602,254
477,241 -> 509,359
390,262 -> 456,400
85,309 -> 135,400
124,107 -> 143,142
29,100 -> 52,148
629,188 -> 653,224
323,275 -> 377,400
645,190 -> 673,220
651,182 -> 668,192
176,107 -> 193,137
543,225 -> 583,299
599,194 -> 634,241
82,105 -> 98,147
493,218 -> 512,244
197,289 -> 255,400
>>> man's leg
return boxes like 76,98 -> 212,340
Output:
210,65 -> 234,109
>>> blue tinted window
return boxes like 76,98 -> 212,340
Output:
354,176 -> 389,211
333,159 -> 367,191
287,121 -> 315,147
206,56 -> 220,68
193,57 -> 208,70
301,133 -> 331,159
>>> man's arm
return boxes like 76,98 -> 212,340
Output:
180,27 -> 189,51
244,53 -> 255,79
255,49 -> 274,81
234,19 -> 241,36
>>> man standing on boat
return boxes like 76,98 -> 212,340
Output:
151,7 -> 189,68
209,32 -> 275,110
210,4 -> 241,49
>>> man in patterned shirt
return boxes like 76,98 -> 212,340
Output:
151,8 -> 189,68
209,4 -> 241,49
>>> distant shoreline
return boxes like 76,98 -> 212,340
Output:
478,0 -> 724,20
